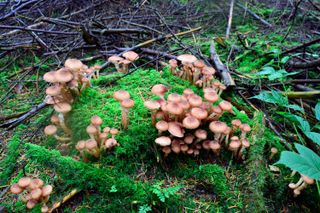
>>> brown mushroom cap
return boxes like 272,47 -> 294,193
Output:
188,94 -> 203,107
121,99 -> 134,109
168,122 -> 184,138
26,200 -> 37,209
54,102 -> 72,113
184,134 -> 195,144
155,120 -> 169,132
64,58 -> 83,72
202,140 -> 211,150
43,71 -> 57,83
209,121 -> 228,133
209,140 -> 221,150
50,115 -> 59,125
231,119 -> 242,128
110,128 -> 119,136
45,85 -> 62,96
108,55 -> 124,63
302,175 -> 314,185
171,139 -> 181,154
167,93 -> 181,103
240,124 -> 251,132
42,185 -> 53,197
166,102 -> 183,115
76,140 -> 86,150
177,54 -> 197,64
183,88 -> 194,97
229,140 -> 241,150
162,146 -> 172,155
113,90 -> 130,102
180,144 -> 189,152
99,133 -> 108,141
31,188 -> 42,200
18,177 -> 32,188
86,125 -> 98,135
230,136 -> 240,141
182,116 -> 200,129
44,125 -> 57,136
193,60 -> 205,68
29,178 -> 44,189
105,138 -> 118,148
211,106 -> 222,114
122,51 -> 139,61
179,99 -> 190,110
155,136 -> 171,146
169,59 -> 178,67
144,100 -> 160,110
241,138 -> 250,148
103,127 -> 111,133
10,183 -> 23,194
55,68 -> 74,83
219,101 -> 233,112
271,147 -> 278,154
85,139 -> 98,149
91,116 -> 103,126
202,66 -> 216,75
195,129 -> 207,140
41,205 -> 49,213
151,84 -> 168,97
191,107 -> 208,120
203,87 -> 216,94
204,92 -> 219,103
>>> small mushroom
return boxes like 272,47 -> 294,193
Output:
120,98 -> 134,129
44,125 -> 70,142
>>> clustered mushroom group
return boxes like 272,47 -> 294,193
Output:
43,58 -> 101,141
168,54 -> 222,89
108,51 -> 139,73
10,177 -> 53,212
76,116 -> 119,161
289,172 -> 315,197
113,90 -> 135,129
144,84 -> 251,159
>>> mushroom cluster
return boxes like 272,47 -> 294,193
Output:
113,90 -> 135,129
10,177 -> 53,212
108,51 -> 139,73
76,116 -> 119,160
289,173 -> 315,197
43,59 -> 100,139
169,54 -> 223,89
144,84 -> 251,159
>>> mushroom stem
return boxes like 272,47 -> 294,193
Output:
58,113 -> 71,135
53,134 -> 71,142
121,107 -> 129,129
288,177 -> 304,189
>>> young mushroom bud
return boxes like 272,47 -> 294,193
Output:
85,139 -> 100,158
168,59 -> 178,74
26,200 -> 37,209
120,98 -> 134,129
91,115 -> 103,134
44,125 -> 70,142
151,84 -> 168,100
76,140 -> 87,161
209,140 -> 221,156
110,128 -> 119,139
269,147 -> 278,161
228,136 -> 241,159
162,146 -> 172,158
240,124 -> 251,139
231,119 -> 242,133
86,125 -> 98,141
105,138 -> 119,150
144,100 -> 161,126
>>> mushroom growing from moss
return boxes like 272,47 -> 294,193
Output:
53,102 -> 72,135
209,121 -> 227,141
269,147 -> 278,161
120,98 -> 134,129
155,136 -> 171,146
144,100 -> 161,126
44,125 -> 70,142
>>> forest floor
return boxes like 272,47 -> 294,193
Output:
0,1 -> 320,212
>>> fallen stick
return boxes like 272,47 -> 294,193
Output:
236,3 -> 273,28
100,27 -> 202,69
282,90 -> 320,99
49,189 -> 80,213
280,38 -> 320,56
226,0 -> 235,39
209,42 -> 236,87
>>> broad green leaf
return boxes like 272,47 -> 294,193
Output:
305,132 -> 320,145
287,104 -> 304,112
281,56 -> 290,64
292,115 -> 310,132
251,91 -> 278,104
271,90 -> 288,105
256,66 -> 275,76
268,72 -> 284,80
295,144 -> 320,169
275,151 -> 320,180
315,102 -> 320,121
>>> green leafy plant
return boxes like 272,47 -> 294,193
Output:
138,204 -> 152,213
251,90 -> 304,112
276,143 -> 320,180
254,66 -> 298,81
151,181 -> 182,203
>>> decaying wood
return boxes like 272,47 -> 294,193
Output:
209,42 -> 236,87
226,0 -> 235,39
236,3 -> 273,28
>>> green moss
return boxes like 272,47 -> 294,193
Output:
0,125 -> 26,185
